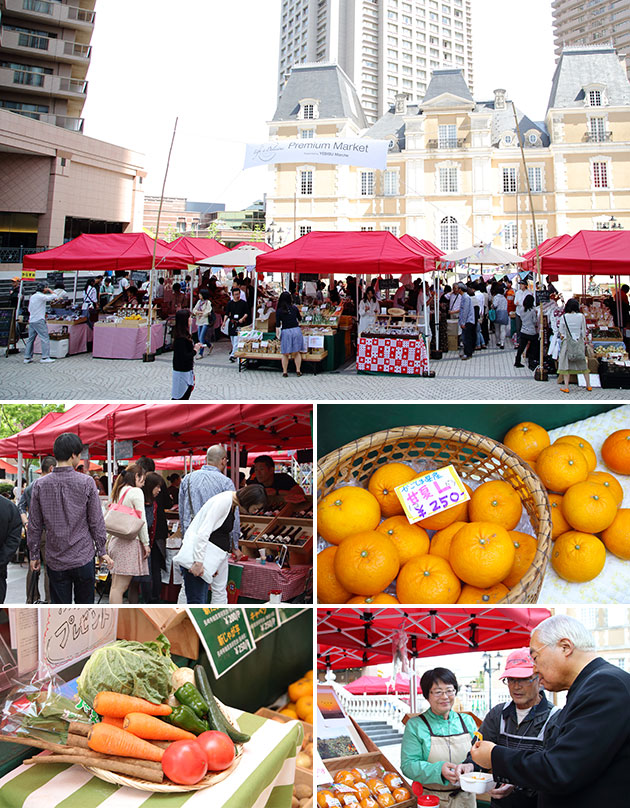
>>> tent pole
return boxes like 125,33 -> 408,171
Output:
15,279 -> 24,343
72,271 -> 78,305
17,451 -> 23,499
145,116 -> 178,363
615,275 -> 623,330
252,263 -> 259,328
107,440 -> 113,497
423,283 -> 431,376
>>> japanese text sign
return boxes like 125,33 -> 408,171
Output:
190,608 -> 256,679
395,465 -> 469,525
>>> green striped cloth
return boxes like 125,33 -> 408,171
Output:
0,711 -> 303,808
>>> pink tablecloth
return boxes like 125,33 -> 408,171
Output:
232,561 -> 311,601
34,321 -> 89,355
92,322 -> 166,359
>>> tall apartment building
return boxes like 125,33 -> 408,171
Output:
552,0 -> 630,79
278,0 -> 473,124
0,0 -> 96,132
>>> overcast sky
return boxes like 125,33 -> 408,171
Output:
82,0 -> 556,209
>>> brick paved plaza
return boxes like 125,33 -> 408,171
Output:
3,339 -> 628,401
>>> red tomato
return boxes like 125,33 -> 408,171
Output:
161,739 -> 208,785
195,730 -> 236,772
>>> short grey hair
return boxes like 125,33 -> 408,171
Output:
206,445 -> 227,466
533,615 -> 596,652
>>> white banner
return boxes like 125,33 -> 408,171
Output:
244,138 -> 389,170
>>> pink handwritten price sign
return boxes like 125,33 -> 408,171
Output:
394,465 -> 470,525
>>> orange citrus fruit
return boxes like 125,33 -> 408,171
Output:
551,531 -> 606,582
549,494 -> 571,540
353,782 -> 370,800
376,516 -> 430,566
396,554 -> 461,604
554,435 -> 597,472
562,481 -> 618,533
469,480 -> 523,530
360,799 -> 379,808
334,770 -> 357,786
296,695 -> 313,720
318,487 -> 381,545
366,779 -> 388,795
502,531 -> 538,588
429,521 -> 468,560
317,546 -> 351,604
503,421 -> 550,462
586,471 -> 624,506
600,509 -> 630,559
376,795 -> 396,808
333,531 -> 399,596
417,483 -> 472,531
457,583 -> 509,603
346,593 -> 400,604
368,462 -> 417,517
383,773 -> 404,790
279,707 -> 298,718
449,522 -> 516,588
391,788 -> 411,803
601,430 -> 630,475
288,678 -> 312,701
317,791 -> 339,808
536,444 -> 589,493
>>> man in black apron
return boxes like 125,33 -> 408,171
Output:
457,648 -> 560,807
471,614 -> 630,808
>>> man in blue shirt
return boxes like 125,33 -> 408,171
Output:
456,283 -> 476,360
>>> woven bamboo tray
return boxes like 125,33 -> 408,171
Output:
317,425 -> 553,604
83,702 -> 244,793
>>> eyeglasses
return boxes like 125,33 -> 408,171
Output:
505,675 -> 539,686
430,688 -> 456,697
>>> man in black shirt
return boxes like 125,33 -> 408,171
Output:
247,455 -> 306,509
471,614 -> 630,808
0,496 -> 22,603
225,287 -> 249,362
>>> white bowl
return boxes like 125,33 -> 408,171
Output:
459,772 -> 495,794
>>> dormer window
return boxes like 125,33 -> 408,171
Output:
589,89 -> 602,107
584,84 -> 607,108
503,134 -> 513,146
299,98 -> 319,120
528,132 -> 538,145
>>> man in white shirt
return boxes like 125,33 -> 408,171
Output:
514,280 -> 530,338
24,283 -> 58,364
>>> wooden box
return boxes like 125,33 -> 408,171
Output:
117,607 -> 199,659
324,751 -> 416,808
295,765 -> 314,808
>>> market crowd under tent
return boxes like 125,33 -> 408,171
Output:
317,607 -> 551,670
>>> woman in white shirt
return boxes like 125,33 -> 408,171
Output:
192,288 -> 214,358
358,287 -> 379,334
558,297 -> 591,392
106,464 -> 150,603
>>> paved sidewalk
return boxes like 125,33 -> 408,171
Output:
2,340 -> 628,401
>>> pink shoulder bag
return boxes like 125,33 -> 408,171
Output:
104,488 -> 144,539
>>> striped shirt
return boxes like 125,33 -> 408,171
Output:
27,467 -> 107,571
179,465 -> 240,549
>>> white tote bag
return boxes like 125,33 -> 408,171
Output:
173,489 -> 233,584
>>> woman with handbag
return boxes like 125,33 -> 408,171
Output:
106,464 -> 150,604
558,297 -> 592,393
276,290 -> 307,377
174,484 -> 267,604
192,288 -> 214,358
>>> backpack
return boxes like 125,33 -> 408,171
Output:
563,316 -> 583,361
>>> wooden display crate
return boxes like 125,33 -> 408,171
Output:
117,607 -> 199,659
294,766 -> 314,808
324,751 -> 416,808
240,508 -> 313,566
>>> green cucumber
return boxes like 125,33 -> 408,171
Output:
194,664 -> 251,743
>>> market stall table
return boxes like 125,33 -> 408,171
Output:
34,320 -> 89,355
357,334 -> 430,375
235,349 -> 328,375
92,321 -> 167,360
0,710 -> 302,808
229,560 -> 311,602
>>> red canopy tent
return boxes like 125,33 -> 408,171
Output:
317,608 -> 551,670
521,234 -> 573,272
400,235 -> 445,271
525,230 -> 630,275
167,237 -> 229,263
22,233 -> 191,271
232,242 -> 273,253
255,231 -> 428,275
150,450 -> 296,471
0,403 -> 313,459
344,673 -> 421,695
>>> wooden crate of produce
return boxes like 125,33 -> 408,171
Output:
324,751 -> 416,808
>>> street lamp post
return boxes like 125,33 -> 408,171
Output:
482,652 -> 503,711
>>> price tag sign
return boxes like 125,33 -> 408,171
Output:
309,335 -> 325,349
395,465 -> 470,525
21,270 -> 35,280
246,608 -> 279,641
189,608 -> 256,679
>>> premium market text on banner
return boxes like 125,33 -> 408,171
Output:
244,138 -> 389,170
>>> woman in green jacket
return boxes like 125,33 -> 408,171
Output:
401,667 -> 478,807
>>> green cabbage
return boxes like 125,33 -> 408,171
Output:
77,634 -> 177,707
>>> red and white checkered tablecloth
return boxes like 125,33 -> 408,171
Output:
357,336 -> 429,375
233,561 -> 311,601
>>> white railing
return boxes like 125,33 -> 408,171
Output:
334,685 -> 422,732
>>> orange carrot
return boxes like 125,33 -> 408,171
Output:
101,715 -> 125,729
93,692 -> 172,719
123,713 -> 196,741
88,722 -> 164,762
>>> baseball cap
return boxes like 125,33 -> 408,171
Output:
499,648 -> 535,679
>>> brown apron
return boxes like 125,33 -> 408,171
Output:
420,713 -> 476,808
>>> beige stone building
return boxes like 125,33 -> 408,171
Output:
564,606 -> 630,673
266,47 -> 630,252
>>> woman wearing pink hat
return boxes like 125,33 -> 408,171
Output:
455,648 -> 560,808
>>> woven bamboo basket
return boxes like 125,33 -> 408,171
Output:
317,425 -> 553,604
83,702 -> 244,793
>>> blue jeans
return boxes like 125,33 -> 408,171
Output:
47,559 -> 95,604
198,324 -> 208,355
476,322 -> 485,347
182,566 -> 209,604
25,319 -> 50,360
